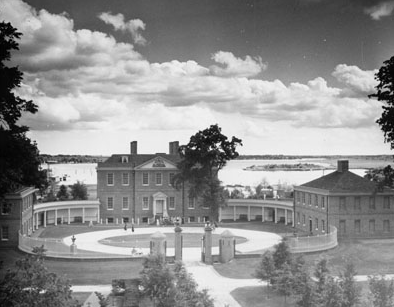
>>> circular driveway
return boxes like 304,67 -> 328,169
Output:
63,227 -> 281,261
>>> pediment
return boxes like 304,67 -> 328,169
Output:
153,191 -> 168,199
135,156 -> 177,170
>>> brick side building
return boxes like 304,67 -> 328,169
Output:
294,160 -> 394,239
0,187 -> 38,247
97,141 -> 211,224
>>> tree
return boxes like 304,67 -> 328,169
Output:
0,21 -> 47,196
272,262 -> 295,305
139,255 -> 177,307
369,56 -> 394,150
339,263 -> 360,307
173,262 -> 214,307
0,246 -> 78,307
254,251 -> 276,298
368,275 -> 394,307
173,124 -> 242,221
364,165 -> 394,189
70,181 -> 88,200
272,240 -> 292,270
57,185 -> 70,201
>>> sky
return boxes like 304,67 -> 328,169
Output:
1,0 -> 394,156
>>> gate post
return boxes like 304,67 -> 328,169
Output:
203,225 -> 213,264
174,226 -> 183,261
150,231 -> 167,258
219,230 -> 235,263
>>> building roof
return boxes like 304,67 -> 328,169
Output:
300,169 -> 385,193
98,154 -> 181,168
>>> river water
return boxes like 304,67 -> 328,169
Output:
44,159 -> 368,188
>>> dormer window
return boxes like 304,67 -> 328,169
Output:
122,156 -> 129,163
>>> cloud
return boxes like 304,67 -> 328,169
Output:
209,51 -> 267,78
364,1 -> 394,20
2,0 -> 385,135
98,12 -> 147,45
332,64 -> 378,96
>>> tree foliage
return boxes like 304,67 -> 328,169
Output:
57,185 -> 70,201
368,275 -> 394,307
139,255 -> 213,307
0,246 -> 78,307
0,21 -> 47,196
173,124 -> 242,220
364,165 -> 394,189
70,181 -> 88,200
369,56 -> 394,149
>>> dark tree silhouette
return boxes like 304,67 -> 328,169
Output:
0,21 -> 47,196
370,56 -> 394,150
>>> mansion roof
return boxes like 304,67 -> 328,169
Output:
98,153 -> 181,168
300,170 -> 389,194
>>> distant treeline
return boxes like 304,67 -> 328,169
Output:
40,154 -> 109,164
237,154 -> 393,160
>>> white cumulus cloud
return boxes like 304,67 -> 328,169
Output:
364,1 -> 394,20
98,12 -> 147,45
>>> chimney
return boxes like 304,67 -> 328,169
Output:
337,160 -> 349,173
130,141 -> 137,155
169,141 -> 179,155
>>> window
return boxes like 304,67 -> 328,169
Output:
315,195 -> 319,207
339,197 -> 346,211
123,217 -> 129,223
188,197 -> 195,209
383,220 -> 390,233
1,226 -> 9,241
296,192 -> 301,204
354,197 -> 361,211
369,219 -> 375,233
169,173 -> 175,186
121,156 -> 128,163
302,214 -> 306,225
315,218 -> 319,230
355,220 -> 361,234
107,217 -> 114,223
297,212 -> 300,224
384,196 -> 390,209
321,220 -> 325,232
302,193 -> 305,205
321,197 -> 325,210
308,194 -> 312,206
122,173 -> 129,185
189,216 -> 195,222
1,202 -> 11,215
107,197 -> 114,210
142,173 -> 149,186
142,217 -> 148,223
156,173 -> 162,185
369,197 -> 376,210
122,197 -> 129,210
107,173 -> 114,186
339,220 -> 346,234
169,197 -> 175,210
142,197 -> 149,210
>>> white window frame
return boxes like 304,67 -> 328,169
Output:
107,173 -> 114,186
188,197 -> 195,209
122,173 -> 129,186
107,197 -> 114,210
156,173 -> 162,186
142,197 -> 149,210
1,202 -> 11,215
169,197 -> 175,210
142,173 -> 149,186
122,196 -> 129,210
169,173 -> 175,186
1,226 -> 9,241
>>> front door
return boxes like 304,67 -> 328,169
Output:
156,200 -> 164,216
309,218 -> 313,233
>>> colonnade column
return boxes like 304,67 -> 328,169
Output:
274,208 -> 278,223
68,208 -> 71,224
233,206 -> 236,221
43,210 -> 47,227
54,209 -> 58,225
82,207 -> 85,223
285,209 -> 288,225
35,213 -> 39,229
261,207 -> 265,222
247,206 -> 251,222
292,211 -> 295,227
